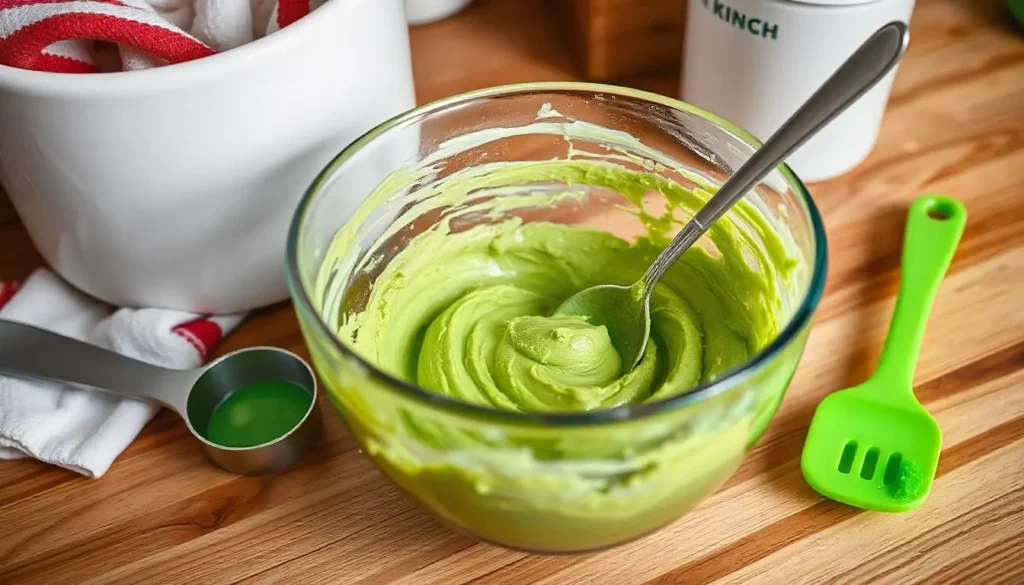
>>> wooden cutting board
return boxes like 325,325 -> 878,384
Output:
1,0 -> 1023,583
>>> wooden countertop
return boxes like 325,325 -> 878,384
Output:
2,0 -> 1022,583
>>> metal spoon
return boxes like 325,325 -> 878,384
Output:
555,21 -> 910,370
0,320 -> 321,475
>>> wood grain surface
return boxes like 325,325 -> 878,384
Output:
2,0 -> 1023,583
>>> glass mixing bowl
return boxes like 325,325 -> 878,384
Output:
286,83 -> 827,553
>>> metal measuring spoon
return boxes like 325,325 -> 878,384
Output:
555,21 -> 910,369
0,320 -> 321,475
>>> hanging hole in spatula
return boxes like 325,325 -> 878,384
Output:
926,199 -> 959,221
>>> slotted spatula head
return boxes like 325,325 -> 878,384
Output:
801,381 -> 942,512
801,194 -> 966,513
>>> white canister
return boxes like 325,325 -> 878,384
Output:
681,0 -> 915,182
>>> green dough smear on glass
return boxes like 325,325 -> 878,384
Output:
338,160 -> 796,413
317,151 -> 804,551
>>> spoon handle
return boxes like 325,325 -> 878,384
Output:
0,320 -> 196,411
641,20 -> 910,291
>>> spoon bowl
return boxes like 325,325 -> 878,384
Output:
554,282 -> 649,372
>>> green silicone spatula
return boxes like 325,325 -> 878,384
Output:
801,194 -> 966,513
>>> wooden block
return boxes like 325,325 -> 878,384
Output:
552,0 -> 686,81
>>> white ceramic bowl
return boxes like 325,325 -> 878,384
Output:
0,0 -> 416,313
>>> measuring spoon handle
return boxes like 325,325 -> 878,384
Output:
641,21 -> 910,291
874,195 -> 967,391
0,320 -> 196,411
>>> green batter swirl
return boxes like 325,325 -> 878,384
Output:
338,161 -> 793,412
315,145 -> 805,551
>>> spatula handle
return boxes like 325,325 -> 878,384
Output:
875,195 -> 966,391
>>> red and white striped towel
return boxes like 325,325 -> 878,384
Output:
0,0 -> 323,73
0,269 -> 245,477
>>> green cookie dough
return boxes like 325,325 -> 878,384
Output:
341,162 -> 792,412
317,136 -> 802,551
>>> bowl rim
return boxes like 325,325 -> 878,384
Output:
285,81 -> 829,427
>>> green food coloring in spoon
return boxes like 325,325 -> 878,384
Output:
205,380 -> 313,448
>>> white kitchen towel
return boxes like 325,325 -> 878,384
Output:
0,269 -> 244,478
